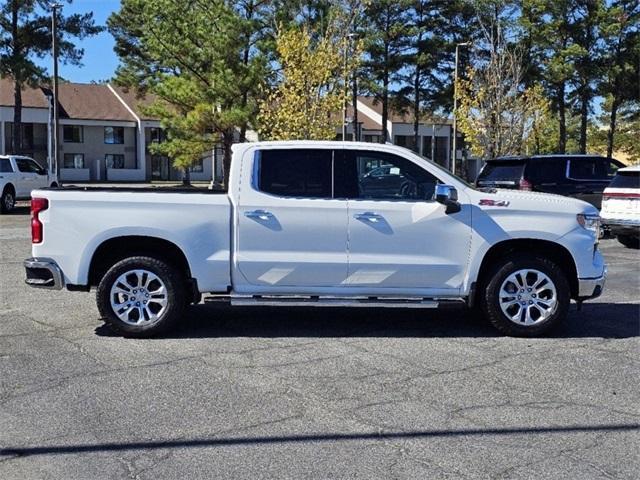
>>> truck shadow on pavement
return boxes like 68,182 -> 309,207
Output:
95,301 -> 639,339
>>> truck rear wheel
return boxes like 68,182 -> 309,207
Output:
96,256 -> 186,337
481,255 -> 570,337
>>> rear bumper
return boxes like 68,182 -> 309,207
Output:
24,257 -> 64,290
577,266 -> 607,300
602,218 -> 640,237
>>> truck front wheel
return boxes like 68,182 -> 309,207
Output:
97,256 -> 186,337
481,255 -> 570,337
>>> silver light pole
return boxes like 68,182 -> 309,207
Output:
50,3 -> 62,182
452,42 -> 471,175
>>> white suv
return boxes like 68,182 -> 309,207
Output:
601,165 -> 639,249
0,155 -> 57,213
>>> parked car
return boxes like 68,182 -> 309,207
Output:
475,154 -> 624,209
24,141 -> 605,338
600,165 -> 639,249
0,155 -> 58,213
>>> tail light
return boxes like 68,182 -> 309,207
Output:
31,197 -> 48,244
519,178 -> 533,191
603,192 -> 640,201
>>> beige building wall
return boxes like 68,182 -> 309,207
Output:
59,124 -> 137,179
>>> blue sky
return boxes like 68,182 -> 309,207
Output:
37,0 -> 120,83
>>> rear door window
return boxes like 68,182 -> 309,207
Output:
525,158 -> 567,183
477,161 -> 525,184
0,158 -> 13,173
258,149 -> 333,198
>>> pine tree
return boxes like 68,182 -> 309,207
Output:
362,0 -> 412,143
597,0 -> 640,158
108,0 -> 267,186
0,0 -> 101,154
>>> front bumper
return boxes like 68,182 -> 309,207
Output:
577,266 -> 607,300
24,257 -> 64,290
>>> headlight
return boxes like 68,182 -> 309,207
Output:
577,213 -> 601,234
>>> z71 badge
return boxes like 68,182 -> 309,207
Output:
479,199 -> 510,207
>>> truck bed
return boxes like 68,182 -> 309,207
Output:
31,188 -> 232,292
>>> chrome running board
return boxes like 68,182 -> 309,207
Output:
204,294 -> 466,309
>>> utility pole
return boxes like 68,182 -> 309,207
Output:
452,42 -> 471,175
51,3 -> 62,180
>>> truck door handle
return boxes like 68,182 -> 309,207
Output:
245,210 -> 274,220
354,212 -> 383,223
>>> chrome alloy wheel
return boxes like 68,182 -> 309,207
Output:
109,269 -> 168,326
499,269 -> 558,326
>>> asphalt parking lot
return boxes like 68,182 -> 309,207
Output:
1,204 -> 638,479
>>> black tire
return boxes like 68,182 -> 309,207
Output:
96,256 -> 186,337
1,186 -> 16,214
480,254 -> 570,337
617,235 -> 640,249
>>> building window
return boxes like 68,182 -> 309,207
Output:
5,123 -> 34,150
104,126 -> 124,144
394,135 -> 418,152
335,133 -> 353,141
63,125 -> 83,143
190,158 -> 204,173
63,153 -> 85,169
149,127 -> 164,143
106,154 -> 125,169
364,134 -> 381,143
422,137 -> 432,159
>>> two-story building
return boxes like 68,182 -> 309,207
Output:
2,78 -> 479,183
337,97 -> 482,178
0,77 -> 214,182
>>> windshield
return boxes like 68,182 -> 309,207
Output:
415,153 -> 473,188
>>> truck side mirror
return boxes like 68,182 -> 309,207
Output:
435,184 -> 461,214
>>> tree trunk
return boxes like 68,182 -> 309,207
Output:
557,82 -> 566,154
579,84 -> 588,154
607,96 -> 620,159
381,70 -> 389,143
182,167 -> 191,186
380,28 -> 390,144
11,3 -> 22,154
222,131 -> 234,188
12,80 -> 23,154
413,67 -> 420,152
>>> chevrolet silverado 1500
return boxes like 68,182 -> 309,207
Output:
24,141 -> 606,337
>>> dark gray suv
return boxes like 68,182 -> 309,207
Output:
475,154 -> 625,209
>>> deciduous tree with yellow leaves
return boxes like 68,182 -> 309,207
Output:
258,18 -> 361,141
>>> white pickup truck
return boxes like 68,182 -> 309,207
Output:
1,155 -> 58,213
24,141 -> 606,337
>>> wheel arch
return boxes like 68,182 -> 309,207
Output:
88,235 -> 193,288
2,182 -> 15,195
474,239 -> 579,301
